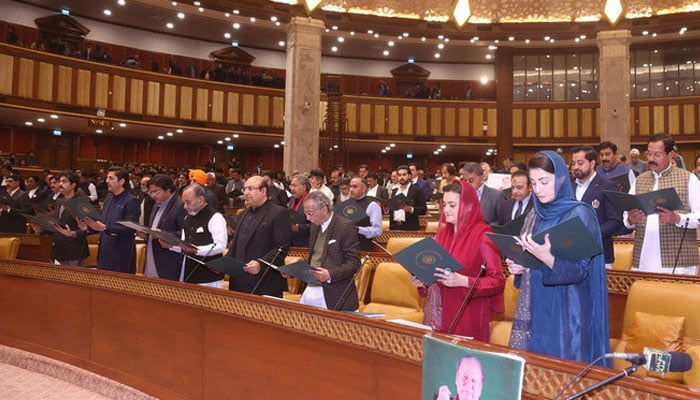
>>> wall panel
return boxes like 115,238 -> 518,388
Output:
195,88 -> 209,121
226,92 -> 239,125
163,84 -> 177,118
374,105 -> 386,134
668,105 -> 680,135
0,54 -> 13,95
241,94 -> 255,125
76,69 -> 92,107
653,105 -> 665,133
443,108 -> 455,137
401,106 -> 413,136
111,75 -> 126,112
359,104 -> 371,133
129,79 -> 144,114
255,95 -> 269,127
512,110 -> 523,138
211,90 -> 224,123
146,81 -> 161,116
272,97 -> 284,128
37,62 -> 54,102
415,107 -> 427,136
179,86 -> 193,120
525,109 -> 537,138
581,108 -> 593,138
346,103 -> 357,133
683,104 -> 695,134
387,105 -> 399,134
17,58 -> 34,98
567,109 -> 578,138
540,110 -> 552,138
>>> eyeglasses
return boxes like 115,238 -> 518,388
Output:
148,189 -> 161,197
243,186 -> 263,192
644,151 -> 666,159
304,208 -> 319,217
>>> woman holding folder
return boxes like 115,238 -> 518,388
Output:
507,151 -> 611,367
410,181 -> 505,341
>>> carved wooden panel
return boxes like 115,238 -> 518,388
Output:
76,69 -> 91,107
211,90 -> 224,123
255,95 -> 269,126
37,62 -> 53,102
374,104 -> 386,134
387,105 -> 400,134
0,54 -> 13,95
402,106 -> 413,135
146,81 -> 160,116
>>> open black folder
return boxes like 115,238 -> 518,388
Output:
392,237 -> 463,285
117,220 -> 194,249
22,213 -> 60,233
206,256 -> 247,278
486,216 -> 603,270
603,187 -> 682,215
489,212 -> 527,236
64,196 -> 102,221
258,258 -> 320,284
334,198 -> 368,224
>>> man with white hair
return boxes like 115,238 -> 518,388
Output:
628,148 -> 648,176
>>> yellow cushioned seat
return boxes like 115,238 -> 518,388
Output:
489,274 -> 519,346
386,237 -> 423,254
612,240 -> 633,270
359,262 -> 423,323
0,237 -> 20,259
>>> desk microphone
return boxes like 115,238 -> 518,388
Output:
671,217 -> 690,275
605,349 -> 693,373
251,246 -> 284,295
184,243 -> 216,282
446,262 -> 486,335
371,240 -> 394,258
333,254 -> 371,311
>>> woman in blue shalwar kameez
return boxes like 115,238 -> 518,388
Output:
506,151 -> 611,368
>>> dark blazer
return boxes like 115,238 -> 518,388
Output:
479,185 -> 506,225
0,189 -> 27,233
208,182 -> 227,212
414,178 -> 432,199
389,183 -> 426,231
573,174 -> 623,264
97,190 -> 140,273
369,185 -> 389,202
307,214 -> 361,311
138,191 -> 155,225
51,196 -> 89,262
496,197 -> 534,225
288,195 -> 310,247
227,200 -> 291,297
148,194 -> 187,280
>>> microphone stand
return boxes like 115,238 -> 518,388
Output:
250,247 -> 283,295
333,254 -> 371,311
671,217 -> 690,275
563,364 -> 638,400
184,243 -> 216,282
446,262 -> 486,335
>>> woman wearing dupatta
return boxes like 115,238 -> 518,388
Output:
411,181 -> 505,341
507,151 -> 611,367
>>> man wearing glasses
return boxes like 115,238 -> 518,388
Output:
624,133 -> 700,275
227,175 -> 291,297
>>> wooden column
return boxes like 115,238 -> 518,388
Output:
495,47 -> 514,167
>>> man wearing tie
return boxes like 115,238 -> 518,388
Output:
496,169 -> 533,225
571,145 -> 623,268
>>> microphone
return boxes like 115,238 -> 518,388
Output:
251,246 -> 284,295
672,217 -> 690,275
333,254 -> 371,311
446,262 -> 487,335
371,240 -> 394,258
605,349 -> 693,373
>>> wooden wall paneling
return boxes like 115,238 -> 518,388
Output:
109,138 -> 125,161
487,108 -> 498,138
374,104 -> 386,134
0,54 -> 13,95
596,108 -> 601,139
668,104 -> 680,135
415,107 -> 427,136
525,109 -> 537,138
145,81 -> 160,116
149,142 -> 162,163
319,100 -> 327,130
553,109 -> 565,138
195,88 -> 209,122
11,128 -> 32,153
567,108 -> 579,138
111,75 -> 126,112
179,86 -> 193,120
37,62 -> 53,102
136,141 -> 149,163
17,58 -> 33,98
457,108 -> 470,137
359,104 -> 371,133
163,84 -> 177,118
653,105 -> 665,133
387,105 -> 400,134
345,102 -> 357,133
512,109 -> 523,138
129,79 -> 144,114
211,90 -> 224,123
401,106 -> 413,136
78,135 -> 96,159
241,94 -> 255,125
429,106 -> 441,136
443,107 -> 455,137
76,69 -> 91,107
0,127 -> 10,151
540,109 -> 552,138
162,143 -> 175,164
581,108 -> 593,138
226,92 -> 239,125
255,95 -> 269,127
272,96 -> 284,128
683,104 -> 695,134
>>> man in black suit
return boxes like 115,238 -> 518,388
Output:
572,145 -> 623,268
496,169 -> 533,225
206,172 -> 227,212
366,173 -> 389,202
227,176 -> 291,297
0,173 -> 27,233
142,174 -> 187,280
302,191 -> 361,311
137,176 -> 155,225
460,162 -> 506,225
389,165 -> 426,231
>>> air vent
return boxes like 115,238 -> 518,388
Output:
427,23 -> 443,29
476,25 -> 493,32
325,13 -> 341,20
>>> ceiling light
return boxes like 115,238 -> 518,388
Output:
50,114 -> 58,119
575,38 -> 580,43
374,33 -> 379,38
275,21 -> 280,26
433,151 -> 439,155
119,123 -> 127,128
193,1 -> 200,5
233,23 -> 240,29
157,135 -> 164,140
103,9 -> 112,16
402,32 -> 409,37
679,27 -> 687,35
421,37 -> 426,41
273,144 -> 280,149
604,0 -> 624,26
166,22 -> 174,29
24,121 -> 32,126
224,137 -> 230,141
166,132 -> 173,136
233,9 -> 239,14
652,32 -> 657,37
350,31 -> 355,36
118,0 -> 126,5
337,37 -> 344,43
177,12 -> 185,19
217,140 -> 223,144
437,43 -> 444,49
509,36 -> 515,41
438,35 -> 444,40
408,57 -> 415,63
580,34 -> 587,39
96,129 -> 103,134
544,36 -> 550,41
488,45 -> 497,50
485,54 -> 492,60
176,129 -> 183,133
224,32 -> 231,39
280,141 -> 285,145
434,53 -> 441,58
171,1 -> 176,5
452,0 -> 471,27
224,12 -> 229,17
525,39 -> 530,44
480,76 -> 489,84
36,118 -> 45,122
440,144 -> 446,149
383,50 -> 389,56
197,7 -> 203,12
232,133 -> 239,138
390,143 -> 396,147
332,25 -> 338,30
385,146 -> 391,150
278,41 -> 285,47
388,41 -> 395,47
250,17 -> 256,22
271,16 -> 278,22
550,38 -> 555,43
494,39 -> 500,44
367,30 -> 373,34
444,38 -> 450,43
325,29 -> 330,33
331,46 -> 338,52
381,149 -> 387,154
397,35 -> 403,40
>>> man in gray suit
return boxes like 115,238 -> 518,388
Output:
460,162 -> 506,224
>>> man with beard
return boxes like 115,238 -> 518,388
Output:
389,165 -> 426,231
348,177 -> 382,251
624,133 -> 700,275
288,174 -> 311,247
496,169 -> 533,225
596,141 -> 635,193
0,173 -> 27,233
571,145 -> 623,268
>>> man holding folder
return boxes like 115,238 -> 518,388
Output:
302,191 -> 361,311
624,133 -> 700,274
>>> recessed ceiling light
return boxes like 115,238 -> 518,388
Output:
275,21 -> 280,26
385,146 -> 390,150
440,144 -> 446,149
177,12 -> 185,19
367,30 -> 373,34
338,37 -> 344,43
217,140 -> 223,144
118,0 -> 126,5
119,123 -> 126,127
273,144 -> 280,148
331,25 -> 338,30
402,32 -> 409,37
508,36 -> 515,41
50,114 -> 58,119
250,17 -> 256,22
166,132 -> 173,136
176,129 -> 183,133
36,118 -> 45,122
193,1 -> 200,5
198,7 -> 204,12
480,76 -> 489,84
157,135 -> 164,140
444,38 -> 450,43
679,27 -> 687,35
580,34 -> 586,39
383,50 -> 389,56
485,54 -> 492,60
397,35 -> 403,40
525,39 -> 530,44
642,30 -> 649,35
374,33 -> 379,38
171,1 -> 177,5
331,46 -> 338,52
434,53 -> 440,58
166,22 -> 174,29
224,12 -> 230,17
438,35 -> 444,40
652,32 -> 657,37
96,129 -> 103,134
278,41 -> 285,47
575,38 -> 580,43
224,32 -> 231,39
271,16 -> 278,22
232,133 -> 239,138
325,28 -> 330,33
103,9 -> 112,16
488,45 -> 497,50
233,23 -> 240,29
550,38 -> 555,43
280,141 -> 285,145
350,31 -> 355,36
233,9 -> 239,14
388,41 -> 395,47
24,121 -> 32,126
381,149 -> 387,153
544,36 -> 550,41
224,137 -> 230,141
390,143 -> 396,147
421,37 -> 426,41
437,43 -> 444,49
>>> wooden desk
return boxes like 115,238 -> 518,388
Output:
0,260 -> 698,400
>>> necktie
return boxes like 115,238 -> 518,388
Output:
514,200 -> 523,218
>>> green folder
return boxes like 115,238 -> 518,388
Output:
392,237 -> 463,285
334,198 -> 368,224
206,256 -> 247,278
22,213 -> 60,233
278,261 -> 321,284
64,196 -> 103,221
489,212 -> 527,236
603,188 -> 682,215
486,216 -> 603,270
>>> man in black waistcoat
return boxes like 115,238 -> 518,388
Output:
227,176 -> 291,297
348,177 -> 383,251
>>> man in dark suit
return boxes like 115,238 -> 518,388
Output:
409,163 -> 432,199
496,169 -> 533,225
366,173 -> 389,202
460,162 -> 506,224
389,165 -> 427,231
206,172 -> 227,212
572,145 -> 623,267
302,191 -> 361,311
142,174 -> 187,280
227,176 -> 291,297
0,173 -> 27,233
137,176 -> 155,225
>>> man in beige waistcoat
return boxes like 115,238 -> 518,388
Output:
624,133 -> 700,274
